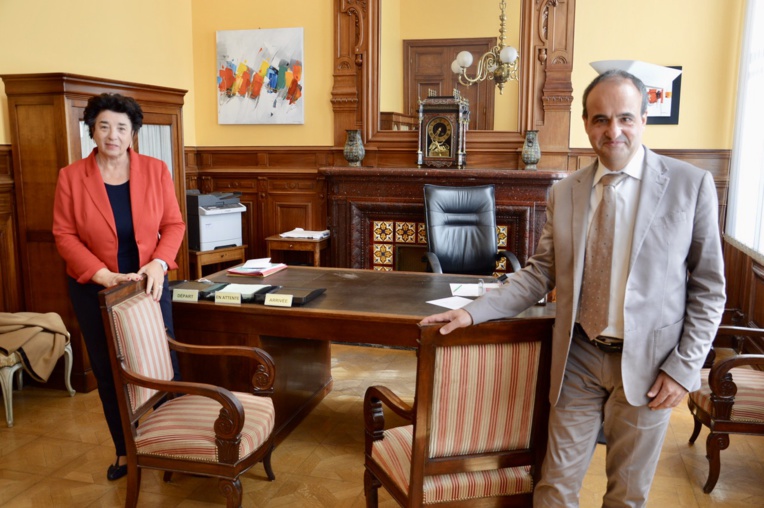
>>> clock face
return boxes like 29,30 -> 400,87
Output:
426,117 -> 453,158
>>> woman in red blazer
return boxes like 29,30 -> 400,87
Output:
52,93 -> 185,481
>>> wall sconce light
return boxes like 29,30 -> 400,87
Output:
450,0 -> 520,95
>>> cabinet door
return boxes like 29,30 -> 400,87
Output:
263,176 -> 326,238
0,185 -> 21,312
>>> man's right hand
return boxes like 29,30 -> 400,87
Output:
419,308 -> 473,335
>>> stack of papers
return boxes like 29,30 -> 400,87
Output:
227,258 -> 287,277
219,284 -> 273,297
279,228 -> 330,239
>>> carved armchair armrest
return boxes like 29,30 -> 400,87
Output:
364,385 -> 414,443
118,367 -> 249,453
706,351 -> 764,420
167,336 -> 276,394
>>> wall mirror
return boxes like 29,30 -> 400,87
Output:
356,0 -> 535,154
378,0 -> 522,133
333,0 -> 575,167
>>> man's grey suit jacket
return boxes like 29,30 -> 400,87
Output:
464,147 -> 726,406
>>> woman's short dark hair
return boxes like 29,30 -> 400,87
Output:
581,69 -> 648,119
83,93 -> 144,138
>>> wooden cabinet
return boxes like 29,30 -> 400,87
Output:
198,170 -> 326,260
0,73 -> 187,392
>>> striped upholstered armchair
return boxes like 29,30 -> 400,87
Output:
687,324 -> 764,493
363,317 -> 552,507
99,279 -> 276,508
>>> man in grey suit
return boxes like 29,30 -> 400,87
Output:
421,70 -> 726,507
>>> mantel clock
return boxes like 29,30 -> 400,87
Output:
417,90 -> 469,169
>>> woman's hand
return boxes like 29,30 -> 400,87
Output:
138,260 -> 166,301
92,268 -> 141,288
419,309 -> 473,335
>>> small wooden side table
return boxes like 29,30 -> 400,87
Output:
188,245 -> 247,280
265,235 -> 329,267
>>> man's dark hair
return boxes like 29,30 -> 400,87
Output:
582,69 -> 648,119
83,93 -> 144,138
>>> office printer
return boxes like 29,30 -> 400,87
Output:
186,190 -> 246,251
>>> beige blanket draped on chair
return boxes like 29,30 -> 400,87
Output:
0,312 -> 69,382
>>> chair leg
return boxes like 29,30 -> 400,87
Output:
125,464 -> 142,508
63,343 -> 75,396
263,443 -> 276,481
364,469 -> 381,508
703,432 -> 729,493
14,367 -> 23,391
689,414 -> 702,444
1,363 -> 23,427
219,477 -> 243,508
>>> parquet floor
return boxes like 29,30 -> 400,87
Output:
1,343 -> 763,507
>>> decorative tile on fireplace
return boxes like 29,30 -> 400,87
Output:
371,219 -> 510,275
373,221 -> 394,242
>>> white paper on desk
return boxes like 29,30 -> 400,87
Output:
450,283 -> 500,297
242,258 -> 272,269
427,296 -> 473,310
279,227 -> 330,239
222,284 -> 271,296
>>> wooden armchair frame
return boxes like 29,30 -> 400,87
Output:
364,318 -> 553,507
99,280 -> 276,508
687,324 -> 764,493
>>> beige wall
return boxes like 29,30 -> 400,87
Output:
190,0 -> 333,146
0,0 -> 746,150
570,0 -> 745,149
0,0 -> 196,145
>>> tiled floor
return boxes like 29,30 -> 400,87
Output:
1,343 -> 763,507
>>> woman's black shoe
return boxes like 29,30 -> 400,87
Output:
107,458 -> 128,481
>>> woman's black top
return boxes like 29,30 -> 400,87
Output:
105,181 -> 140,274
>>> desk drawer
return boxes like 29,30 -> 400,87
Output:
197,248 -> 245,263
270,241 -> 314,252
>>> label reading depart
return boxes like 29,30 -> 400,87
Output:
172,289 -> 198,302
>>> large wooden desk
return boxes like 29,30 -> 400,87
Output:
172,266 -> 554,442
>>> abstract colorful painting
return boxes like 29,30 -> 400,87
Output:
216,28 -> 304,124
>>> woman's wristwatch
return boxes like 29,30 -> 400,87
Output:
153,258 -> 168,272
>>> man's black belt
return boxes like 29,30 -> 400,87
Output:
574,323 -> 623,353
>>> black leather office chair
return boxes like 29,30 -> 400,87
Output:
423,184 -> 522,276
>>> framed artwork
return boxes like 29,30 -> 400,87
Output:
646,66 -> 682,125
590,60 -> 683,126
216,28 -> 304,125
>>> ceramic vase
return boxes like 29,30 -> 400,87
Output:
343,129 -> 365,167
522,130 -> 541,170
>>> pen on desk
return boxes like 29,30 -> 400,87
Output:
453,284 -> 462,293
